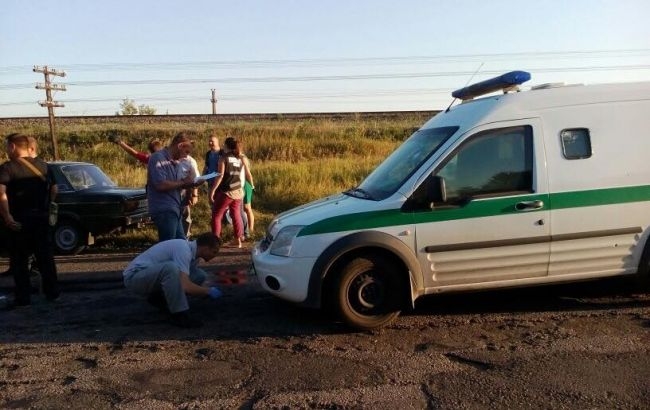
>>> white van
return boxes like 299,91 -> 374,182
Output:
252,71 -> 650,330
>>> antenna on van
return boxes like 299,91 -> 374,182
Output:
444,62 -> 484,113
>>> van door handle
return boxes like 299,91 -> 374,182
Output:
515,200 -> 544,211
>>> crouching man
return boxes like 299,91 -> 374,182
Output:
122,232 -> 222,328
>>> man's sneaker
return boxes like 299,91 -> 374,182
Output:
147,291 -> 169,313
169,311 -> 203,328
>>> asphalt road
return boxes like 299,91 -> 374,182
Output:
1,246 -> 649,409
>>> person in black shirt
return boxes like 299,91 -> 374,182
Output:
202,134 -> 221,189
0,133 -> 59,306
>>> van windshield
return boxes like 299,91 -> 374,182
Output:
352,126 -> 458,200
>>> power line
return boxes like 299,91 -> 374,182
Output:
1,48 -> 649,73
2,63 -> 649,91
3,50 -> 650,115
0,88 -> 454,107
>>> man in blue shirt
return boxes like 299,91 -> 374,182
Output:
147,132 -> 204,242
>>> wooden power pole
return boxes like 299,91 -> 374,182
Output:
211,89 -> 218,115
34,65 -> 66,160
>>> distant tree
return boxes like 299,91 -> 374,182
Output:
138,104 -> 156,115
117,98 -> 138,115
116,98 -> 156,115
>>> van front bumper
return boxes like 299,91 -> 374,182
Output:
252,243 -> 316,304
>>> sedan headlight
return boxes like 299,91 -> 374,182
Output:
269,225 -> 304,257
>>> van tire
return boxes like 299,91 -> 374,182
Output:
333,254 -> 402,330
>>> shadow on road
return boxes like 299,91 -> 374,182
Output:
1,261 -> 648,345
408,276 -> 650,317
0,262 -> 348,345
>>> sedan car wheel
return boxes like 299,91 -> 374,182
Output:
54,221 -> 87,255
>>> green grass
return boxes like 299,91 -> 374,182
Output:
0,114 -> 429,248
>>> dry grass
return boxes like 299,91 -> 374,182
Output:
0,114 -> 429,246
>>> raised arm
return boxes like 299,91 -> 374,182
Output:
116,140 -> 141,158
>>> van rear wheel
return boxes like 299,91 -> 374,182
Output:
334,255 -> 402,330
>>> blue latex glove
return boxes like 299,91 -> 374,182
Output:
208,286 -> 222,300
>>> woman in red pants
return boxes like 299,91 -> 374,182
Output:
209,137 -> 251,248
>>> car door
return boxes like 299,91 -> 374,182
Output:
406,120 -> 551,289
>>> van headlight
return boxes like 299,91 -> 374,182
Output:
270,225 -> 304,257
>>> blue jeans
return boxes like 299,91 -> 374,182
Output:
151,211 -> 185,242
224,204 -> 249,237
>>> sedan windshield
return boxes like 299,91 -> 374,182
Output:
353,126 -> 458,200
60,164 -> 117,191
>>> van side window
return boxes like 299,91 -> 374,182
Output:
405,126 -> 534,210
437,125 -> 533,203
400,125 -> 534,211
560,128 -> 592,159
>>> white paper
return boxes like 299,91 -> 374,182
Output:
194,172 -> 219,183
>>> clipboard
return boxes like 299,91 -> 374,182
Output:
194,172 -> 219,183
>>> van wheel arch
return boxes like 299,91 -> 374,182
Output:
307,231 -> 423,311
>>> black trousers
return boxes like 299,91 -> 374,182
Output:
8,215 -> 58,302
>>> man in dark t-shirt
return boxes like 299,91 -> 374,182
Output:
0,133 -> 59,306
203,134 -> 221,189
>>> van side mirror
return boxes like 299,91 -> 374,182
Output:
428,175 -> 447,204
402,175 -> 448,212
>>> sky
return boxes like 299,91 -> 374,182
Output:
1,0 -> 650,117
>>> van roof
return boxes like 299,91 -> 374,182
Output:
424,79 -> 650,132
460,80 -> 650,111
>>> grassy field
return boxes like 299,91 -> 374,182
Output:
0,113 -> 433,250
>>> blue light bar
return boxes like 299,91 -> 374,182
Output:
452,71 -> 531,100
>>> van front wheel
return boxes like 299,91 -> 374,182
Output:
334,255 -> 402,330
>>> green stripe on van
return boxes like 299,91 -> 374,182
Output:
297,185 -> 650,237
550,185 -> 650,208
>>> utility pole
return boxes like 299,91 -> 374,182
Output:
210,89 -> 218,115
34,65 -> 66,160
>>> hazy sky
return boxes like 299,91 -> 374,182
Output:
2,0 -> 650,116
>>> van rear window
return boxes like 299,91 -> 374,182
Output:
560,128 -> 592,159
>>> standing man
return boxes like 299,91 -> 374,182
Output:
0,133 -> 59,306
203,134 -> 221,189
0,135 -> 40,278
122,232 -> 222,328
147,132 -> 203,242
110,132 -> 198,238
